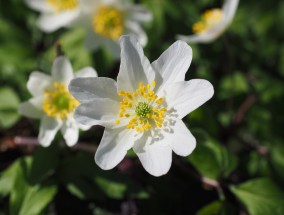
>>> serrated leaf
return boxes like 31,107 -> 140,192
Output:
231,178 -> 284,215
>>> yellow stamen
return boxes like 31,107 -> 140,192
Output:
47,0 -> 78,12
116,82 -> 167,132
93,6 -> 124,40
192,8 -> 223,34
43,82 -> 79,120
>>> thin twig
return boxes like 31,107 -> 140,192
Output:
13,136 -> 97,154
234,93 -> 257,124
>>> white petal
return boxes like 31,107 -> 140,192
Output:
37,9 -> 79,32
95,127 -> 137,170
38,116 -> 62,147
169,119 -> 196,156
19,96 -> 43,119
125,21 -> 147,47
222,0 -> 239,25
27,72 -> 51,97
78,123 -> 91,131
177,24 -> 225,44
117,35 -> 155,92
151,41 -> 192,93
61,118 -> 79,147
127,5 -> 153,22
164,79 -> 214,119
75,67 -> 98,78
69,77 -> 120,103
51,56 -> 74,84
177,0 -> 239,44
133,135 -> 172,177
74,98 -> 120,128
25,0 -> 53,13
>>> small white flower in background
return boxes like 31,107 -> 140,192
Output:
177,0 -> 239,43
25,0 -> 82,32
19,56 -> 98,147
69,35 -> 214,177
79,0 -> 152,57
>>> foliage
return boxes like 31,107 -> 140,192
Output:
0,0 -> 283,214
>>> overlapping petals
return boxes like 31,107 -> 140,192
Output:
69,35 -> 214,176
19,56 -> 97,147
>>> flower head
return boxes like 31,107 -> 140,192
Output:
25,0 -> 82,32
177,0 -> 239,43
69,35 -> 214,176
80,0 -> 152,57
19,56 -> 97,147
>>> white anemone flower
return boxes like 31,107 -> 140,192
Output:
177,0 -> 239,43
79,0 -> 152,57
25,0 -> 83,32
69,35 -> 214,177
19,56 -> 98,147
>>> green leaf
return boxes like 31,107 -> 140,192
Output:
189,138 -> 238,179
95,176 -> 127,199
197,201 -> 222,215
218,72 -> 249,99
231,178 -> 284,215
29,144 -> 59,184
0,87 -> 20,128
18,185 -> 57,215
0,159 -> 21,197
9,157 -> 57,215
44,28 -> 92,71
270,142 -> 284,180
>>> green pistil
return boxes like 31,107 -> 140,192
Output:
54,95 -> 70,110
135,102 -> 152,118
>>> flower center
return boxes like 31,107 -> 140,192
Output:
192,8 -> 223,34
43,82 -> 79,120
93,6 -> 124,40
115,81 -> 167,132
47,0 -> 78,12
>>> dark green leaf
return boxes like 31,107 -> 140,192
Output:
189,138 -> 238,179
231,178 -> 284,215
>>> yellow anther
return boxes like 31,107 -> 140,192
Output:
93,6 -> 124,40
115,120 -> 120,124
152,81 -> 156,87
192,8 -> 223,34
43,82 -> 79,120
116,81 -> 167,132
47,0 -> 78,12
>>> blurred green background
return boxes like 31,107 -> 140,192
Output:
1,0 -> 284,214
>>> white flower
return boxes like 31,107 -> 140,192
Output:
69,35 -> 214,176
177,0 -> 239,43
25,0 -> 83,32
19,56 -> 98,147
79,0 -> 152,57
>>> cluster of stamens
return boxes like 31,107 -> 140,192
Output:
116,81 -> 167,132
47,0 -> 78,12
192,8 -> 224,34
43,82 -> 79,120
93,6 -> 124,40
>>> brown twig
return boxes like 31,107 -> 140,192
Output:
13,136 -> 97,154
234,93 -> 257,125
55,40 -> 63,57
